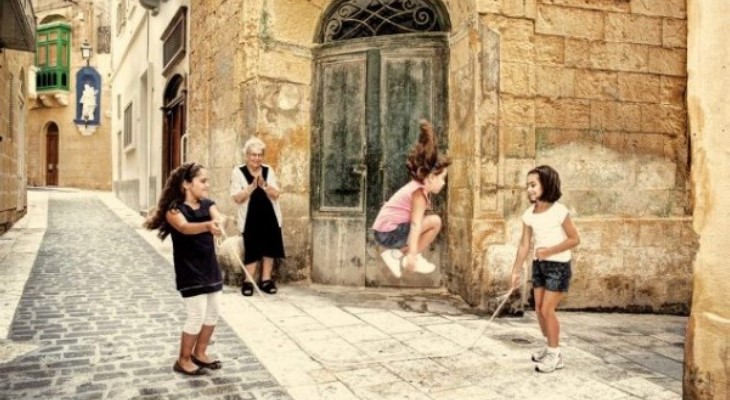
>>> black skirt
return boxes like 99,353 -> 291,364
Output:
241,172 -> 285,264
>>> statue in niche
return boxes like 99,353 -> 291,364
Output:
80,83 -> 98,121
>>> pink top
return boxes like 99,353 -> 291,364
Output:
372,180 -> 430,232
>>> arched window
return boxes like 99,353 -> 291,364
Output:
320,0 -> 450,43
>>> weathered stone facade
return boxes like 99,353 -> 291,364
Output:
0,49 -> 34,232
188,0 -> 694,311
25,0 -> 112,190
684,1 -> 730,398
469,0 -> 694,313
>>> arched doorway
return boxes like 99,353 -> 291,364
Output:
45,122 -> 59,186
311,0 -> 451,286
162,75 -> 186,181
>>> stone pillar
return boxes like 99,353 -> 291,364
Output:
684,1 -> 730,398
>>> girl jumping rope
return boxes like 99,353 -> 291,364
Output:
372,120 -> 452,278
145,162 -> 224,376
509,165 -> 580,373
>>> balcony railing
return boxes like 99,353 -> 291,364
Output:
36,66 -> 69,91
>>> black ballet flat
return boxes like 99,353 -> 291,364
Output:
191,355 -> 222,370
173,360 -> 205,376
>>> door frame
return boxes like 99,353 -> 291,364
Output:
161,74 -> 186,181
311,33 -> 449,287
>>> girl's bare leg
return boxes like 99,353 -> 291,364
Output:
533,287 -> 548,338
399,215 -> 442,255
539,290 -> 564,347
417,215 -> 442,252
193,324 -> 216,363
178,332 -> 199,371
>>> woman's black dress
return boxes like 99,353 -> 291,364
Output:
241,165 -> 286,264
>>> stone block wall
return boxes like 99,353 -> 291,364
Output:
189,0 -> 695,311
447,0 -> 696,312
189,0 -> 313,281
0,50 -> 33,232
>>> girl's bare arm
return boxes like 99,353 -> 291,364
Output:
166,209 -> 217,235
404,190 -> 428,269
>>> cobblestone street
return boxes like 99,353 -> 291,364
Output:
0,190 -> 290,399
0,190 -> 687,399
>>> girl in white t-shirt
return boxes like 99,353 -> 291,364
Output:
509,165 -> 580,373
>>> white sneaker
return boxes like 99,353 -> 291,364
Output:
380,249 -> 403,278
535,352 -> 564,373
401,254 -> 436,274
531,347 -> 548,362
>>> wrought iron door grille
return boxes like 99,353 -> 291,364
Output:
323,0 -> 445,43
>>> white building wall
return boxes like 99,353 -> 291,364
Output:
111,0 -> 189,212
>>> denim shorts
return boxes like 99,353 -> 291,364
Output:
532,260 -> 572,292
373,223 -> 410,249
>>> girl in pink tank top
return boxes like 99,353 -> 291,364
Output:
372,120 -> 452,278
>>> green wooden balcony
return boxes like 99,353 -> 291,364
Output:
36,65 -> 69,91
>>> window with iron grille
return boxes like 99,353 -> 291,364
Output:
321,0 -> 448,43
161,7 -> 187,76
97,26 -> 111,54
123,102 -> 133,149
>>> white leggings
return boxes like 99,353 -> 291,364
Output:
182,291 -> 221,334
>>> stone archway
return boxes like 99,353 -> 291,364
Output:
310,0 -> 452,287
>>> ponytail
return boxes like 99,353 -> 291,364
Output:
406,120 -> 452,182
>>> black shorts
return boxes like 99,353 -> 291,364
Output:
373,223 -> 410,249
532,260 -> 572,292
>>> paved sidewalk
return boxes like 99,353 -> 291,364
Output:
0,189 -> 686,399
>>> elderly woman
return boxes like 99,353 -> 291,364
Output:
229,137 -> 285,296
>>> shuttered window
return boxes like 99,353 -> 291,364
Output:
123,102 -> 133,149
161,7 -> 187,76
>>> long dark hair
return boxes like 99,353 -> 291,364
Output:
406,120 -> 452,182
144,162 -> 204,240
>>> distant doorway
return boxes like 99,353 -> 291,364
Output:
45,122 -> 59,186
162,75 -> 186,181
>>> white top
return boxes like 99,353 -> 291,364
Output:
521,202 -> 571,262
229,164 -> 283,232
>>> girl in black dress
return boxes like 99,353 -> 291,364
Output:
145,162 -> 224,375
230,137 -> 286,296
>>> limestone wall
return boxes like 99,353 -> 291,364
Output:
457,0 -> 695,312
0,50 -> 34,232
190,0 -> 695,309
683,1 -> 730,398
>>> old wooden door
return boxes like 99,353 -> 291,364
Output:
45,123 -> 59,186
311,34 -> 447,286
162,76 -> 185,180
